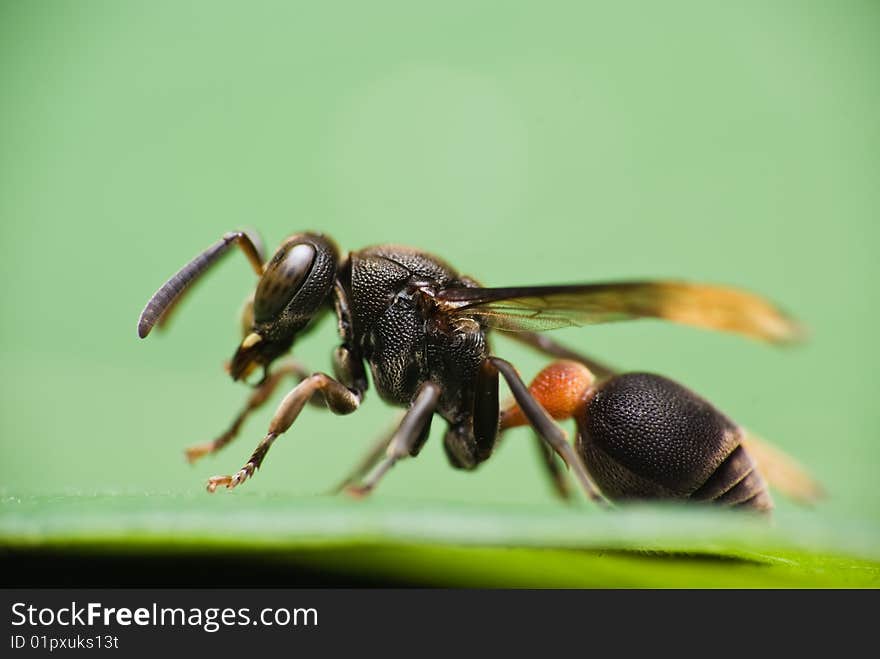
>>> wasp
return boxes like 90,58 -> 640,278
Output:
137,231 -> 823,510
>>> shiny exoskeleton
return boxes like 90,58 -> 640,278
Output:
576,373 -> 772,511
137,230 -> 821,510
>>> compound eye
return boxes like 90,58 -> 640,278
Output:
254,242 -> 316,321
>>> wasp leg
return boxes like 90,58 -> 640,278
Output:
533,435 -> 573,500
206,373 -> 363,492
442,359 -> 499,470
489,357 -> 606,505
328,414 -> 404,494
184,359 -> 312,464
500,334 -> 610,499
500,359 -> 598,500
506,331 -> 617,379
490,430 -> 572,501
344,382 -> 440,498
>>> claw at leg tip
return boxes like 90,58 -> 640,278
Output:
185,443 -> 213,465
343,484 -> 372,500
206,475 -> 232,493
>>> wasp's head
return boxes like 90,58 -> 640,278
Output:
229,232 -> 339,382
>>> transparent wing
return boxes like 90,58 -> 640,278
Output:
742,433 -> 825,505
436,281 -> 803,344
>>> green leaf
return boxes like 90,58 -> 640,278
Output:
3,494 -> 878,587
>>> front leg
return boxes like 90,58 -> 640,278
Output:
206,346 -> 365,492
185,359 -> 312,464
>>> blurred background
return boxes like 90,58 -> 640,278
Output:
1,1 -> 878,536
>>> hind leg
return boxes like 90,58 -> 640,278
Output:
506,331 -> 616,379
490,357 -> 606,504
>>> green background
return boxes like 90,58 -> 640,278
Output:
1,1 -> 878,586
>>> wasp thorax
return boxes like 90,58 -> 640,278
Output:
254,242 -> 317,322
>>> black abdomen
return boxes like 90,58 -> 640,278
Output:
576,373 -> 771,511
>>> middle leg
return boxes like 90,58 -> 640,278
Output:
344,381 -> 441,497
329,413 -> 403,494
